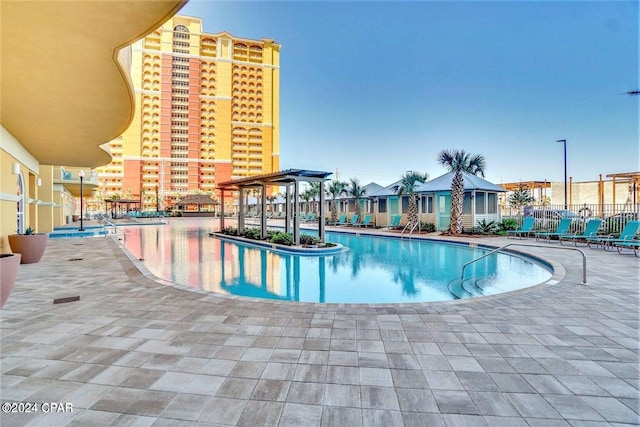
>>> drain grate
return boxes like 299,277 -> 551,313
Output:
53,296 -> 80,304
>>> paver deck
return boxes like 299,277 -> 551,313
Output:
1,221 -> 638,426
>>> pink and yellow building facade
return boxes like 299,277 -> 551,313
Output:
0,1 -> 187,251
96,15 -> 281,211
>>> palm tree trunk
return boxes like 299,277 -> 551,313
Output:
450,172 -> 465,233
408,195 -> 418,228
331,198 -> 337,222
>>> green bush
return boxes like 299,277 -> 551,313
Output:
419,222 -> 436,233
270,231 -> 293,246
476,219 -> 497,234
220,226 -> 237,235
300,234 -> 320,245
243,227 -> 262,240
497,219 -> 518,232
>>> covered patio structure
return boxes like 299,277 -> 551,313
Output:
175,194 -> 220,217
217,169 -> 332,245
104,199 -> 141,219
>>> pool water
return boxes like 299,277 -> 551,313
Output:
122,219 -> 552,303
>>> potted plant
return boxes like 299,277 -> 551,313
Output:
1,252 -> 21,308
8,227 -> 48,264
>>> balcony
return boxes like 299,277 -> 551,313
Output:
53,167 -> 99,197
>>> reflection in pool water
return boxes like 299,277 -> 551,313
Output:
122,219 -> 552,303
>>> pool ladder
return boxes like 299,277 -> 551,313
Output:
448,243 -> 587,299
401,221 -> 420,238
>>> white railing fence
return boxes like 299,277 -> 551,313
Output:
500,203 -> 639,234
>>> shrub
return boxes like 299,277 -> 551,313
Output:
270,231 -> 293,246
300,234 -> 320,245
220,226 -> 238,236
497,219 -> 518,232
476,219 -> 497,234
419,222 -> 435,233
243,227 -> 262,240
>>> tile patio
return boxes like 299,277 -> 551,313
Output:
1,223 -> 638,426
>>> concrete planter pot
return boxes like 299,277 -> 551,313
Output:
8,233 -> 48,264
0,253 -> 21,308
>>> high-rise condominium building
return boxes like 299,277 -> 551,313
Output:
96,15 -> 280,209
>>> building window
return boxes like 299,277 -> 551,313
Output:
463,193 -> 472,215
401,196 -> 409,213
378,198 -> 387,213
487,193 -> 497,214
475,192 -> 486,214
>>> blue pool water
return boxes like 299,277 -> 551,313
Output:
122,219 -> 552,303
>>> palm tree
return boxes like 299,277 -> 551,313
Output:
300,189 -> 313,213
325,180 -> 347,222
396,171 -> 429,230
437,149 -> 486,234
266,195 -> 277,213
308,182 -> 322,213
347,177 -> 366,221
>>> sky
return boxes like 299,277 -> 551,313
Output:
180,0 -> 638,187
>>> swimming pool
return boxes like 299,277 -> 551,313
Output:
122,219 -> 552,303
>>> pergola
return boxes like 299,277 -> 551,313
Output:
499,181 -> 551,202
217,169 -> 332,246
606,172 -> 640,208
175,194 -> 220,213
104,199 -> 141,219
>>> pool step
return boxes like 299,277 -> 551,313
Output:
448,277 -> 508,299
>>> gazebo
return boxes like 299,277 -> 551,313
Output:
175,194 -> 219,217
104,199 -> 140,219
217,169 -> 332,245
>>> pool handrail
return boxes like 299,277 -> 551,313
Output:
461,242 -> 586,285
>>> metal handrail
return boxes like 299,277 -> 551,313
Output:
401,221 -> 420,238
98,216 -> 126,242
461,243 -> 587,285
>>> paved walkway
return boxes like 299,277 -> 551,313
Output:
1,225 -> 638,426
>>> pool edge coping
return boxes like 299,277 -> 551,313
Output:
109,226 -> 576,309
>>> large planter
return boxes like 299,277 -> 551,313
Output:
8,233 -> 48,264
1,253 -> 21,308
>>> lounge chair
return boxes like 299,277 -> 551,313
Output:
384,215 -> 402,230
613,240 -> 640,257
354,214 -> 372,228
302,212 -> 317,223
507,217 -> 535,239
559,219 -> 603,246
586,220 -> 640,250
346,214 -> 359,227
534,218 -> 573,242
329,213 -> 347,226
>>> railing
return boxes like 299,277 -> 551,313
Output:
460,243 -> 587,286
501,203 -> 639,235
401,221 -> 420,238
97,215 -> 126,242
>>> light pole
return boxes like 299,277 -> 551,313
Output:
556,139 -> 567,209
79,170 -> 85,231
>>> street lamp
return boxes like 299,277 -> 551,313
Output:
556,139 -> 567,209
79,170 -> 85,231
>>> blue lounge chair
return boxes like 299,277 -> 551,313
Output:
329,213 -> 347,226
385,215 -> 401,230
354,214 -> 372,228
534,218 -> 573,242
507,217 -> 535,239
613,240 -> 640,257
559,219 -> 602,246
346,214 -> 359,226
586,220 -> 639,250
